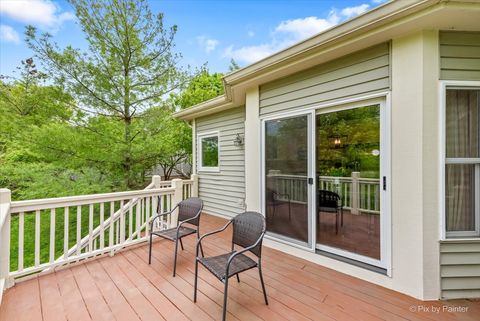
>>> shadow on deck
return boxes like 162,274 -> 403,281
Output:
1,214 -> 479,321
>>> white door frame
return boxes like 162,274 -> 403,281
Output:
261,110 -> 316,251
259,92 -> 392,273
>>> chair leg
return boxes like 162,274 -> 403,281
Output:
341,208 -> 344,226
148,233 -> 153,264
335,212 -> 339,234
222,277 -> 229,321
236,274 -> 240,283
258,264 -> 268,305
288,201 -> 291,220
173,238 -> 179,277
199,242 -> 205,257
194,259 -> 199,302
179,238 -> 184,250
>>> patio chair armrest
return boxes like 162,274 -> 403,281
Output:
273,191 -> 290,200
195,220 -> 233,257
149,204 -> 178,230
225,231 -> 265,274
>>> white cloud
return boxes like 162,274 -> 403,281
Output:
224,43 -> 278,65
275,12 -> 340,40
196,36 -> 219,53
341,4 -> 370,19
0,25 -> 20,44
372,0 -> 387,4
223,3 -> 371,65
0,0 -> 74,32
247,31 -> 255,37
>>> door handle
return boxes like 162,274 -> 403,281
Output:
383,176 -> 387,191
308,178 -> 314,185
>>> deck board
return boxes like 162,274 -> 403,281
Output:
1,214 -> 479,321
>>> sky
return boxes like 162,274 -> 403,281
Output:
0,0 -> 387,77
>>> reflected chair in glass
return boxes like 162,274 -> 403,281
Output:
193,211 -> 268,321
266,188 -> 291,222
317,190 -> 344,234
148,197 -> 204,277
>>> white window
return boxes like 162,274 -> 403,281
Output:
198,132 -> 220,172
442,83 -> 480,238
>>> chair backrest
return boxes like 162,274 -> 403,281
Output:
317,190 -> 341,209
232,211 -> 266,257
265,188 -> 275,203
177,197 -> 203,226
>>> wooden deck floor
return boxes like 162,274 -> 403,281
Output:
1,214 -> 479,321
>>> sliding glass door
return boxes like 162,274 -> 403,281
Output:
262,100 -> 389,267
264,114 -> 312,246
315,103 -> 386,266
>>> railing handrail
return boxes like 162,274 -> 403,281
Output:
10,187 -> 175,213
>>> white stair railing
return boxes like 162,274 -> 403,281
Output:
0,174 -> 198,296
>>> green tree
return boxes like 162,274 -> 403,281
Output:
25,0 -> 188,188
173,69 -> 224,110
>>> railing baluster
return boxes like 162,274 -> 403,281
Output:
135,200 -> 140,239
76,206 -> 81,256
367,184 -> 372,210
64,207 -> 69,259
120,200 -> 125,244
35,210 -> 40,267
145,197 -> 150,235
49,208 -> 56,263
18,212 -> 24,271
109,201 -> 114,250
88,204 -> 93,252
140,197 -> 144,226
129,201 -> 133,239
100,203 -> 104,250
160,194 -> 165,229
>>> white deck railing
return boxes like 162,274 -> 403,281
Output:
0,175 -> 198,303
268,172 -> 380,214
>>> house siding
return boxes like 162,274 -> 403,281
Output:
439,31 -> 480,80
195,106 -> 245,218
440,241 -> 480,299
259,43 -> 390,117
438,30 -> 480,300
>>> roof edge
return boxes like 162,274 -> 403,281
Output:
173,95 -> 233,121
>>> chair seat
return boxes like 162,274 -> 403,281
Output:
151,226 -> 196,240
318,206 -> 339,213
198,251 -> 258,280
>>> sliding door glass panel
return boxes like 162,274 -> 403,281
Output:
316,105 -> 381,260
265,115 -> 309,243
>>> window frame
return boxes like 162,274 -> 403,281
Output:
197,131 -> 220,172
439,81 -> 480,240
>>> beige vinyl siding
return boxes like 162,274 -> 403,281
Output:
440,31 -> 480,80
259,43 -> 390,117
196,106 -> 245,218
440,241 -> 480,299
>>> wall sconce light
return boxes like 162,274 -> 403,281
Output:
233,133 -> 244,147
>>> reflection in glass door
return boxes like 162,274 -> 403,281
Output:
264,115 -> 310,245
316,105 -> 382,261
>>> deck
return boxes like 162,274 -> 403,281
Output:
1,214 -> 478,321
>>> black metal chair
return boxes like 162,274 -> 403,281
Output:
266,188 -> 291,222
317,190 -> 343,234
194,211 -> 268,321
148,197 -> 204,277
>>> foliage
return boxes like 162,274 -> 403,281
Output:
317,105 -> 380,178
173,69 -> 224,110
201,136 -> 219,167
25,0 -> 189,188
